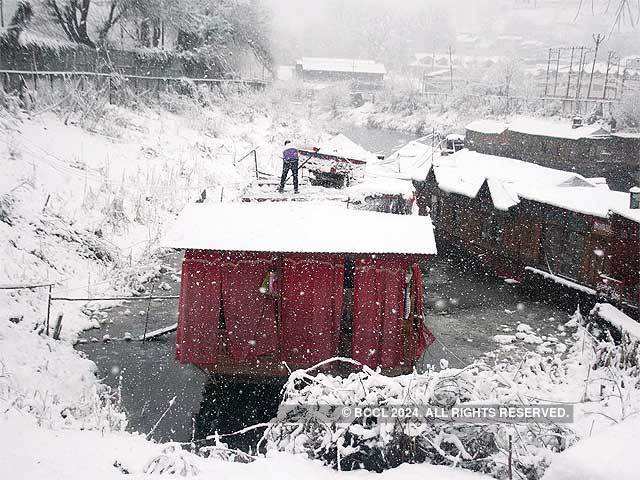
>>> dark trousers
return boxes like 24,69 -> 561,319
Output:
279,160 -> 299,192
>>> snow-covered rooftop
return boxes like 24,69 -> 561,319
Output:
465,120 -> 508,135
373,140 -> 436,177
420,149 -> 640,222
466,117 -> 611,140
313,134 -> 378,163
508,117 -> 610,140
298,57 -> 387,75
163,202 -> 436,255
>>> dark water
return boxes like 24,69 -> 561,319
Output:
331,123 -> 420,156
76,252 -> 574,444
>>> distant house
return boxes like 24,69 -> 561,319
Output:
295,57 -> 386,90
465,117 -> 640,191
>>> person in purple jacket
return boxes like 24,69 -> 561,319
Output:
278,140 -> 299,194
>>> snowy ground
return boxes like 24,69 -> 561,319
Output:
2,89 -> 640,479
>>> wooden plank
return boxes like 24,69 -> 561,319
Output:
140,323 -> 177,341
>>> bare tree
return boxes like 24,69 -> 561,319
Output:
575,0 -> 639,31
176,0 -> 273,71
45,0 -> 95,47
45,0 -> 138,48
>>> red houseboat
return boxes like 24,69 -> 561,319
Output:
413,149 -> 640,314
163,202 -> 437,379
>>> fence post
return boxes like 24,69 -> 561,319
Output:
254,150 -> 258,179
45,284 -> 52,336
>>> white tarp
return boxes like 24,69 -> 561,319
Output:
163,202 -> 436,255
315,134 -> 378,163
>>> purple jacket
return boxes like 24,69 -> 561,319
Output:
283,147 -> 298,162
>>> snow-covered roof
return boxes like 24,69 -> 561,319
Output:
420,149 -> 640,222
465,120 -> 508,135
298,57 -> 386,75
163,202 -> 436,255
466,117 -> 611,140
508,117 -> 610,140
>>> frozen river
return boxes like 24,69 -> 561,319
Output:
75,126 -> 576,446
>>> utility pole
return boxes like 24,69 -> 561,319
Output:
1,0 -> 4,29
602,51 -> 613,100
553,48 -> 561,96
543,48 -> 552,97
587,33 -> 604,99
565,47 -> 575,98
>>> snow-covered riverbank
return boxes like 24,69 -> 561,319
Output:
1,88 -> 640,479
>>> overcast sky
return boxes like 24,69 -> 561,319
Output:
264,0 -> 639,65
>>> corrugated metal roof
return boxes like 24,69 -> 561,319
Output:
163,202 -> 436,254
298,57 -> 386,75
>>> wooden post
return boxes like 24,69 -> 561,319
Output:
45,284 -> 52,336
508,435 -> 513,480
613,56 -> 622,100
602,51 -> 613,100
141,281 -> 156,341
448,46 -> 454,92
575,47 -> 586,113
565,46 -> 575,98
553,48 -> 560,96
31,51 -> 38,93
52,314 -> 63,340
254,150 -> 258,179
587,33 -> 604,99
543,48 -> 552,97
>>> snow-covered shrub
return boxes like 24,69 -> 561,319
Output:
198,433 -> 256,464
261,358 -> 576,478
143,444 -> 200,476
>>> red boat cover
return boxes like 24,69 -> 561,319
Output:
177,251 -> 279,365
177,250 -> 432,371
351,256 -> 433,369
176,250 -> 223,364
221,252 -> 279,361
280,254 -> 344,366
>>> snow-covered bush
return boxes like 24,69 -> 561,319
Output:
143,444 -> 200,476
261,357 -> 576,478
